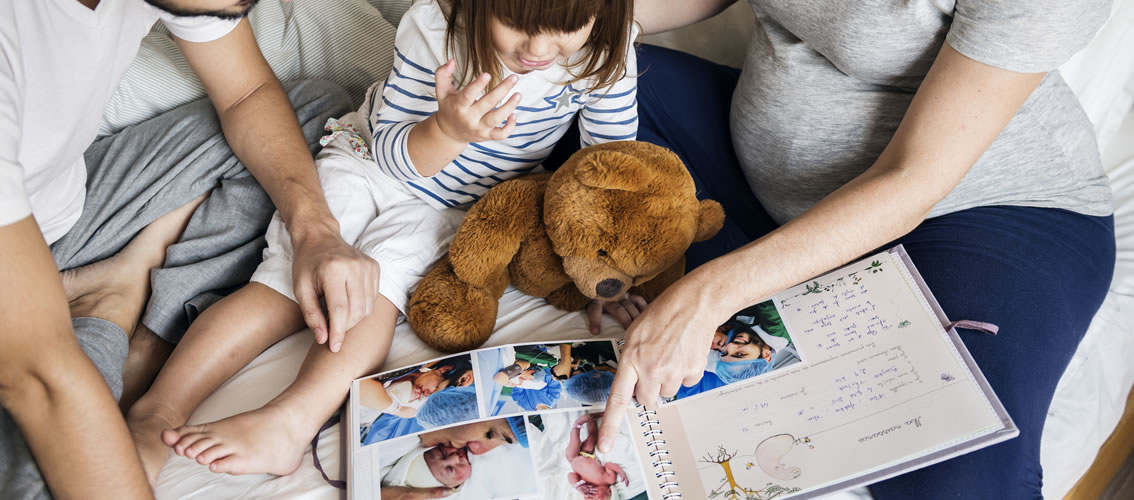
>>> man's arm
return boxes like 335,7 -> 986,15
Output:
173,19 -> 379,352
0,218 -> 152,500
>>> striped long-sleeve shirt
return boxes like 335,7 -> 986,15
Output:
361,0 -> 638,209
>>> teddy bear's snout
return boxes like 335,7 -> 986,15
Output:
595,278 -> 624,298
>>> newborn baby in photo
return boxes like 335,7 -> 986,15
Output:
382,444 -> 472,490
566,412 -> 629,500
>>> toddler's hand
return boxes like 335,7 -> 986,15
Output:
586,294 -> 648,334
433,59 -> 520,144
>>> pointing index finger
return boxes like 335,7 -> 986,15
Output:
599,366 -> 638,453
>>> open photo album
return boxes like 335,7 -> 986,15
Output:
344,246 -> 1018,499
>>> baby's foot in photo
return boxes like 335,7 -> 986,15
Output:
164,403 -> 310,476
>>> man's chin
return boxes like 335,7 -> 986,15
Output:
143,0 -> 258,20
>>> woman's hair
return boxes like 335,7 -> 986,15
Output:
563,370 -> 614,404
439,358 -> 474,387
442,0 -> 634,93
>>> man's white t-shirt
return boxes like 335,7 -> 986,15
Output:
0,0 -> 238,244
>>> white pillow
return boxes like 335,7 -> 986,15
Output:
1060,0 -> 1134,156
99,0 -> 399,136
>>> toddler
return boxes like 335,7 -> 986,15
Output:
126,0 -> 639,482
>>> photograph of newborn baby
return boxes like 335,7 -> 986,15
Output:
527,410 -> 648,500
670,299 -> 801,402
369,416 -> 540,499
476,341 -> 619,417
358,353 -> 482,446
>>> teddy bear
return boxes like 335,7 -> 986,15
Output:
408,141 -> 725,352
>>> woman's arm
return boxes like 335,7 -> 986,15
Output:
599,42 -> 1047,450
633,0 -> 737,35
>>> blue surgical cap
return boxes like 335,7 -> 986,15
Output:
714,357 -> 771,385
563,370 -> 614,405
416,385 -> 479,429
506,416 -> 529,448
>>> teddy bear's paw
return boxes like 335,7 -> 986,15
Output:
545,283 -> 593,311
408,259 -> 500,352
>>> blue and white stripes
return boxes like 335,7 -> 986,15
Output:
363,0 -> 638,209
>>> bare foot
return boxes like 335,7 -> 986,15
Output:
126,400 -> 185,485
164,403 -> 311,476
61,193 -> 206,336
120,325 -> 175,412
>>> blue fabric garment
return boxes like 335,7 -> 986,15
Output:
361,413 -> 424,446
674,371 -> 726,400
550,44 -> 1116,499
511,370 -> 563,411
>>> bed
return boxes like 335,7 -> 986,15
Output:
121,1 -> 1134,498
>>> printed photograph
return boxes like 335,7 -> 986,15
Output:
358,354 -> 481,446
527,410 -> 649,500
476,341 -> 619,417
670,299 -> 801,401
371,417 -> 540,499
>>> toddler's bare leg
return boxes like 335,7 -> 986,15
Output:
125,283 -> 304,485
164,294 -> 398,476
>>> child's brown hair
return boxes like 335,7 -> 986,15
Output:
442,0 -> 634,93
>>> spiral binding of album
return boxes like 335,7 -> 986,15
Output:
617,340 -> 682,499
635,402 -> 682,499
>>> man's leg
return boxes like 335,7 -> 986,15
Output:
871,207 -> 1115,499
50,80 -> 353,409
0,80 -> 351,498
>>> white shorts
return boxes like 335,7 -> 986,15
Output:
250,133 -> 466,316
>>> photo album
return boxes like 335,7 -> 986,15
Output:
344,246 -> 1018,499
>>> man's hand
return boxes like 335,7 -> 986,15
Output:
291,224 -> 380,353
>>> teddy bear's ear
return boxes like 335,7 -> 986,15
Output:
576,151 -> 657,192
693,199 -> 726,242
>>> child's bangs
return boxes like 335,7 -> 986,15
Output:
491,0 -> 603,35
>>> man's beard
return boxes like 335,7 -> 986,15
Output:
144,0 -> 259,20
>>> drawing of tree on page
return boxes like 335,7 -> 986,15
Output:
699,443 -> 802,500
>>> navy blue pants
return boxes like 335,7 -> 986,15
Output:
548,45 -> 1116,498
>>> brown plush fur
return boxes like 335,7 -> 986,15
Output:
408,141 -> 725,352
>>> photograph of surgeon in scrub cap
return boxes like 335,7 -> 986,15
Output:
672,299 -> 800,401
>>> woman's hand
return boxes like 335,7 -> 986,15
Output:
586,294 -> 649,334
433,60 -> 520,144
597,276 -> 722,452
